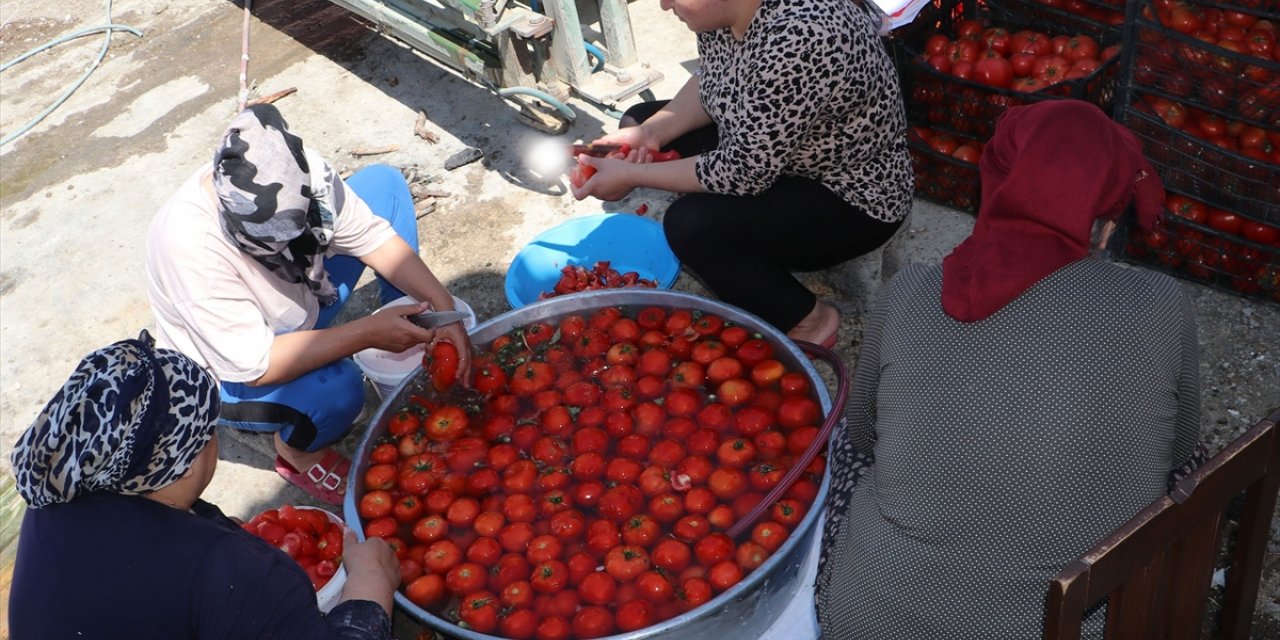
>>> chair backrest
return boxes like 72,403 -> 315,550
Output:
1043,408 -> 1280,640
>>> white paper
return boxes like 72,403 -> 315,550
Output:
868,0 -> 934,32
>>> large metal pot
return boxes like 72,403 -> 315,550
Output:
344,289 -> 833,640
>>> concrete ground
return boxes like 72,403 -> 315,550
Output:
1,1 -> 1277,637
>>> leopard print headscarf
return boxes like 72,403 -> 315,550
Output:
9,333 -> 220,508
213,104 -> 344,306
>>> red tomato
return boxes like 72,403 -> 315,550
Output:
651,538 -> 693,573
388,407 -> 422,437
771,498 -> 807,528
579,571 -> 618,605
571,606 -> 615,639
1064,34 -> 1099,61
649,494 -> 685,525
635,570 -> 676,603
425,405 -> 468,442
777,395 -> 820,429
358,490 -> 395,520
411,514 -> 449,543
680,577 -> 714,611
535,615 -> 572,640
445,562 -> 489,595
466,536 -> 503,567
458,591 -> 501,633
1166,194 -> 1208,224
531,560 -> 570,594
404,573 -> 447,608
716,437 -> 757,468
392,495 -> 424,524
363,463 -> 397,491
708,560 -> 744,592
604,545 -> 652,582
736,540 -> 770,571
1242,221 -> 1279,245
1208,209 -> 1243,235
973,54 -> 1014,88
616,599 -> 655,632
500,579 -> 537,609
751,521 -> 790,553
952,144 -> 981,164
425,340 -> 460,392
490,553 -> 533,591
672,515 -> 711,543
500,608 -> 539,640
423,539 -> 464,574
510,361 -> 555,395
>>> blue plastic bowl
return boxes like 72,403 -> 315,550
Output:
505,213 -> 681,309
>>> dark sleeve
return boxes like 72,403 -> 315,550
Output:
325,600 -> 394,640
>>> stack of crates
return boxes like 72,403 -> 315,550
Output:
888,0 -> 1122,213
1110,0 -> 1280,302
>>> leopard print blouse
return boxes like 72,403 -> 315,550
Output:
694,0 -> 913,223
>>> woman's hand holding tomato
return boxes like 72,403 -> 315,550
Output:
569,155 -> 637,202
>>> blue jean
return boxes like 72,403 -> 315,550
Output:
218,165 -> 417,452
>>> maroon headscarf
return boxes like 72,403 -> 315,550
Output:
941,100 -> 1165,322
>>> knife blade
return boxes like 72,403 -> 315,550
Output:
408,310 -> 470,329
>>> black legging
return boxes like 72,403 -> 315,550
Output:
622,101 -> 904,331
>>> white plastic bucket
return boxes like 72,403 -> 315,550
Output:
352,295 -> 476,399
296,506 -> 348,613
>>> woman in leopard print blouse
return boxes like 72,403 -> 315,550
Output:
571,0 -> 913,345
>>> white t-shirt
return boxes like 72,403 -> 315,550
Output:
146,163 -> 396,383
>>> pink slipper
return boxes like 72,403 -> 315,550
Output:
819,329 -> 838,349
274,451 -> 350,506
817,309 -> 841,349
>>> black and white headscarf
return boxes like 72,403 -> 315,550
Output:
9,333 -> 221,508
213,104 -> 345,306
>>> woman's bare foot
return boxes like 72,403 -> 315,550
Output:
274,433 -> 328,472
787,301 -> 840,346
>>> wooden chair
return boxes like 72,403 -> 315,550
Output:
1043,408 -> 1280,640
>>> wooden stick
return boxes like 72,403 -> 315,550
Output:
350,145 -> 400,157
414,111 -> 439,143
247,87 -> 297,106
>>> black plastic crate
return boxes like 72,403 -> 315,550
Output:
1109,204 -> 1280,304
891,0 -> 1122,142
906,128 -> 982,214
1175,0 -> 1280,22
1119,93 -> 1280,224
984,0 -> 1126,40
1121,2 -> 1280,129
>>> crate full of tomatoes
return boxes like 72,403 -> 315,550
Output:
1111,190 -> 1280,302
1123,0 -> 1279,130
1121,90 -> 1279,224
907,125 -> 985,213
891,0 -> 1122,143
351,301 -> 830,638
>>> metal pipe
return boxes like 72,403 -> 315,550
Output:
496,85 -> 576,120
